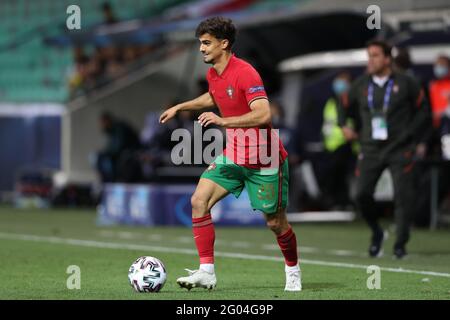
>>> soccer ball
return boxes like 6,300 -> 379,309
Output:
128,256 -> 167,293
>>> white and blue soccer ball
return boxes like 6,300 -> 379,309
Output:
128,256 -> 167,293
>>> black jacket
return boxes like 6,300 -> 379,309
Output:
338,71 -> 432,155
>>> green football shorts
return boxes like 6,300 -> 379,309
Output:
200,155 -> 289,214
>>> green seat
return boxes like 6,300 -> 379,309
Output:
0,0 -> 193,103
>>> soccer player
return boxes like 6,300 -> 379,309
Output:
159,17 -> 301,291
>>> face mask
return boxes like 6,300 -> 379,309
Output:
434,64 -> 449,79
332,79 -> 349,95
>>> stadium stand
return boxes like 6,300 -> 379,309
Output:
0,0 -> 188,103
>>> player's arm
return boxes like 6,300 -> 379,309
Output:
198,98 -> 271,128
159,92 -> 215,124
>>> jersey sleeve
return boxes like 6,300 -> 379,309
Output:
238,67 -> 268,106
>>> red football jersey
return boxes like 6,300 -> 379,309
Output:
206,55 -> 288,169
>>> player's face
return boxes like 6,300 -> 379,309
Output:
367,45 -> 390,75
198,33 -> 228,64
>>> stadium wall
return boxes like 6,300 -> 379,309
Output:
0,103 -> 63,193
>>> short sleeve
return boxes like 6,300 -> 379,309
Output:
238,67 -> 268,106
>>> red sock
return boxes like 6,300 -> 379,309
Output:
277,226 -> 298,267
192,213 -> 215,264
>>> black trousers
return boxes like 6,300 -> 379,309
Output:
320,144 -> 356,208
354,148 -> 416,247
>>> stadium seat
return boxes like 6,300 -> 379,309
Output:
0,0 -> 187,103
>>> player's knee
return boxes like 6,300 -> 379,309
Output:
191,194 -> 208,215
266,218 -> 283,235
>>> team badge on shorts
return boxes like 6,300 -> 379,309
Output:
226,85 -> 234,99
206,162 -> 217,172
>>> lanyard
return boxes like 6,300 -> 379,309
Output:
368,79 -> 394,114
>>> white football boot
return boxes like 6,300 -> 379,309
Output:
176,269 -> 217,290
284,264 -> 302,291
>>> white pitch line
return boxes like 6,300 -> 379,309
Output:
229,241 -> 251,248
1,232 -> 450,279
98,230 -> 364,257
117,231 -> 139,240
148,234 -> 163,241
176,236 -> 193,244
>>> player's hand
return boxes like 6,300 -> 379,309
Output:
342,126 -> 358,141
159,106 -> 179,124
415,143 -> 427,159
198,112 -> 224,127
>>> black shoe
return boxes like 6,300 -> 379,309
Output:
369,230 -> 387,258
393,246 -> 407,259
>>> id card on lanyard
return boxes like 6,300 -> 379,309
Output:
368,79 -> 394,141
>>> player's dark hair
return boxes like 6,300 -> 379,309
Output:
366,39 -> 392,57
195,16 -> 236,50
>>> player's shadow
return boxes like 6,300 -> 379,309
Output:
194,286 -> 284,292
185,283 -> 345,292
163,283 -> 345,294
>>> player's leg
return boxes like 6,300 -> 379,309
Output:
264,207 -> 296,262
264,207 -> 301,291
191,177 -> 229,269
177,178 -> 229,290
246,159 -> 301,290
191,177 -> 230,218
178,156 -> 244,290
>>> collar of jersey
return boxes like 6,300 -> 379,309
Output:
369,72 -> 396,87
210,54 -> 236,80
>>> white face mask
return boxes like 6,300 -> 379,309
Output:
442,134 -> 450,160
434,64 -> 449,79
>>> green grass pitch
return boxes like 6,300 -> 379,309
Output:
0,207 -> 449,300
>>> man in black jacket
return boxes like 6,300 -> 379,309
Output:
338,40 -> 431,259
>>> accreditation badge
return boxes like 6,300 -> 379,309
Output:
371,115 -> 388,140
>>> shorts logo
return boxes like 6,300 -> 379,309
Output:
206,162 -> 217,172
248,86 -> 264,94
226,85 -> 234,99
